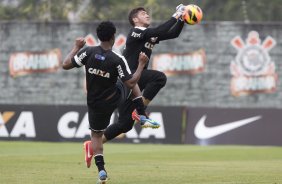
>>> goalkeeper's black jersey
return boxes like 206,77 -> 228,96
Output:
71,46 -> 132,105
123,17 -> 184,71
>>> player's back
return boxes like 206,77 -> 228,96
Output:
83,46 -> 126,104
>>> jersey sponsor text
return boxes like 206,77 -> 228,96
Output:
88,68 -> 110,78
144,42 -> 155,50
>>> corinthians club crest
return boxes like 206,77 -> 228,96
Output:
230,31 -> 277,96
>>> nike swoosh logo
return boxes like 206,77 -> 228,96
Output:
194,115 -> 262,139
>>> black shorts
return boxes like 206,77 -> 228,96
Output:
88,79 -> 132,131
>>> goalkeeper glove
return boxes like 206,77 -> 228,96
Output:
172,4 -> 186,20
176,4 -> 186,13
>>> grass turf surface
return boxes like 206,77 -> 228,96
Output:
0,141 -> 282,184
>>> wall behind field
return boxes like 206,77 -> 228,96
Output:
1,21 -> 282,108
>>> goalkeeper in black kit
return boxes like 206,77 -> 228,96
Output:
84,4 -> 186,170
103,4 -> 186,139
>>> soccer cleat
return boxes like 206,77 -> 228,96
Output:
83,140 -> 93,168
131,109 -> 149,122
132,110 -> 160,129
139,115 -> 160,129
132,109 -> 141,122
96,170 -> 108,184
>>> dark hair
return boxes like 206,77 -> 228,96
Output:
96,21 -> 116,42
128,7 -> 146,26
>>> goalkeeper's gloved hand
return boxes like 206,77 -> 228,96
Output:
176,4 -> 185,13
172,4 -> 186,20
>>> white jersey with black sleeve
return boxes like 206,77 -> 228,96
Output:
71,46 -> 132,105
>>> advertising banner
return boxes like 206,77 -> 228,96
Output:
152,49 -> 206,76
185,107 -> 282,146
2,105 -> 282,145
0,105 -> 184,144
9,49 -> 61,77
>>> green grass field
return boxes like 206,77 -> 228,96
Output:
0,141 -> 282,184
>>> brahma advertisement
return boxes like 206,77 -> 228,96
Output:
9,49 -> 62,77
152,49 -> 206,76
230,31 -> 277,96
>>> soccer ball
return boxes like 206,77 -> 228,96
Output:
182,4 -> 203,25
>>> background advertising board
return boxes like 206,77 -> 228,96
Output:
185,107 -> 282,146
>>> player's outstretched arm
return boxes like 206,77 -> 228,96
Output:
158,20 -> 184,41
124,52 -> 148,89
144,17 -> 177,39
62,37 -> 86,70
144,4 -> 185,38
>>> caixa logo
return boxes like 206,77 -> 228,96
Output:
57,112 -> 165,139
0,111 -> 36,137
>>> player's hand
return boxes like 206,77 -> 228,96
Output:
176,4 -> 185,13
75,37 -> 86,49
138,52 -> 149,65
172,4 -> 186,20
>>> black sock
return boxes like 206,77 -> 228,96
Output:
94,154 -> 105,172
132,96 -> 146,117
